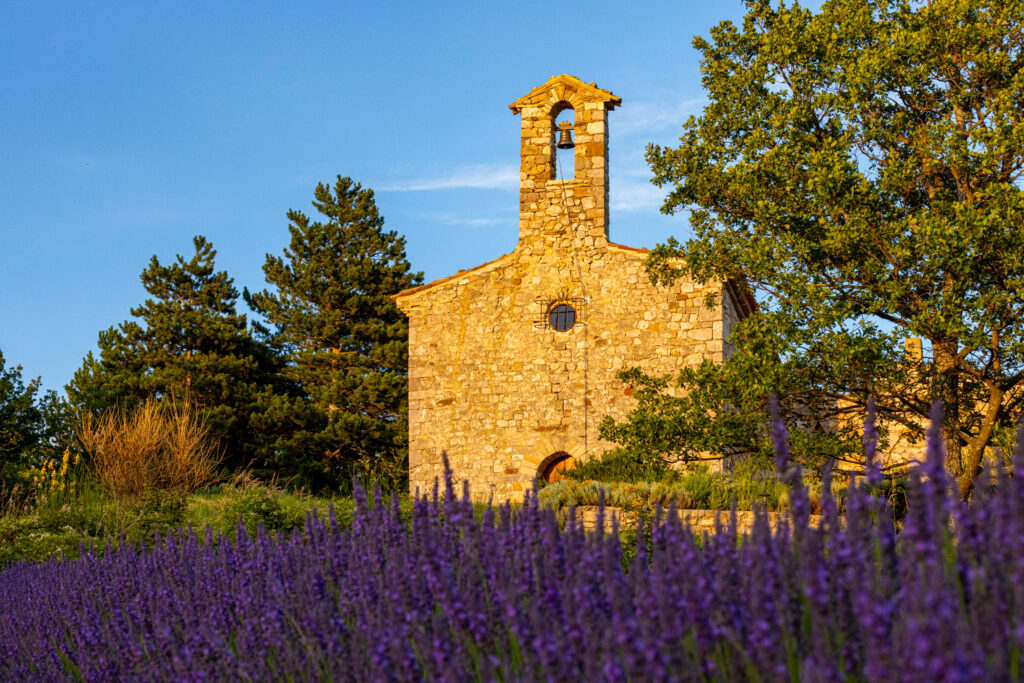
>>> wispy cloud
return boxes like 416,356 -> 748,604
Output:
611,176 -> 667,212
419,212 -> 508,227
382,163 -> 518,192
613,97 -> 706,138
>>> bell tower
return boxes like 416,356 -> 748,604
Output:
509,75 -> 621,253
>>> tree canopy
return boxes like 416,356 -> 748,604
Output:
0,350 -> 44,474
622,0 -> 1024,496
245,177 -> 422,489
67,236 -> 275,469
0,349 -> 73,482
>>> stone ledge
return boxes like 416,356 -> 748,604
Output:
572,506 -> 824,535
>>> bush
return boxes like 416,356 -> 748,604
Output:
230,485 -> 293,533
562,447 -> 675,483
678,465 -> 715,507
539,479 -> 698,517
127,489 -> 188,534
542,460 -> 789,515
77,400 -> 220,499
0,517 -> 94,566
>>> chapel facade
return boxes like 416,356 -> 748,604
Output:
393,75 -> 754,501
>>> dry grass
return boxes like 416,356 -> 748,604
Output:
77,400 -> 221,500
0,482 -> 30,518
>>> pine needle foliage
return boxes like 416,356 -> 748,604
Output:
67,236 -> 276,470
0,350 -> 43,472
245,177 -> 422,490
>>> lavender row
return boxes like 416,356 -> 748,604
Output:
2,407 -> 1023,681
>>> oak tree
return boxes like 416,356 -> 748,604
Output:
623,0 -> 1024,497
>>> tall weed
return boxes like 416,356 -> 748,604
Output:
78,400 -> 219,499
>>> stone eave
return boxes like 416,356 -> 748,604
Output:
393,242 -> 648,311
509,74 -> 621,114
606,241 -> 650,256
392,252 -> 515,308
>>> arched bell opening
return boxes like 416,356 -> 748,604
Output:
551,101 -> 576,180
538,451 -> 575,483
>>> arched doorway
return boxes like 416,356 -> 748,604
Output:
540,452 -> 575,483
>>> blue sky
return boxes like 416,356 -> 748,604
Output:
1,0 -> 751,393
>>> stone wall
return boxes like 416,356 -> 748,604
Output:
396,243 -> 737,502
574,506 -> 824,536
394,75 -> 751,502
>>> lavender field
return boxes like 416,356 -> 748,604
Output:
2,407 -> 1023,681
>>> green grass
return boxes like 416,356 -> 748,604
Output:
1,471 -> 516,567
0,483 -> 149,565
2,452 -> 846,567
186,484 -> 343,538
0,478 -> 391,566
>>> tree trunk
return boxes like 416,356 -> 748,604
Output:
957,385 -> 1004,500
932,339 -> 962,477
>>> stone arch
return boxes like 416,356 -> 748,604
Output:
525,436 -> 586,483
537,451 -> 575,483
549,99 -> 579,180
550,98 -> 576,119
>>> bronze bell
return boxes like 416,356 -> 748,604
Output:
556,121 -> 575,149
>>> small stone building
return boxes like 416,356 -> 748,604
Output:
393,75 -> 754,501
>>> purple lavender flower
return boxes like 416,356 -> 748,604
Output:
0,412 -> 1021,680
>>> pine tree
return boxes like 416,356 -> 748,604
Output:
0,349 -> 43,478
0,350 -> 74,484
68,236 -> 275,469
245,176 -> 422,490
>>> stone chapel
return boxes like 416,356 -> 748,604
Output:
393,75 -> 755,501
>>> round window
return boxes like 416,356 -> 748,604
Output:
548,303 -> 576,331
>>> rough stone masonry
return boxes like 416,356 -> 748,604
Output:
393,75 -> 754,502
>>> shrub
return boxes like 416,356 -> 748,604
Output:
230,485 -> 291,533
0,517 -> 94,566
0,480 -> 190,565
678,465 -> 715,507
540,479 -> 697,516
544,459 -> 789,515
562,447 -> 675,483
77,400 -> 220,499
127,489 -> 188,533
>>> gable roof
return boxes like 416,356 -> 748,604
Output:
392,252 -> 514,304
509,74 -> 621,114
392,241 -> 649,305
